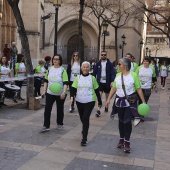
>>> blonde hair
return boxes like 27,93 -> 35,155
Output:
38,59 -> 45,65
71,52 -> 80,66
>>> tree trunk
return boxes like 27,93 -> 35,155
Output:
7,0 -> 35,109
97,20 -> 102,60
78,0 -> 84,61
115,27 -> 118,62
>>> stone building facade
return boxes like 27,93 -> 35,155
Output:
1,0 -> 145,68
146,0 -> 170,62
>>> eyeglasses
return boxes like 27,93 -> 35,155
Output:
53,58 -> 60,61
118,63 -> 122,66
101,54 -> 107,56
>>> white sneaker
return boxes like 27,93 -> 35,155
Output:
162,87 -> 164,90
133,119 -> 140,127
57,124 -> 64,129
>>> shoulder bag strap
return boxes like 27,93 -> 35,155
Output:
121,73 -> 128,98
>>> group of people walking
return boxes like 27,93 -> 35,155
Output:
39,50 -> 168,154
0,47 -> 168,153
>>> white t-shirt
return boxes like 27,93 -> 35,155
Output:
138,67 -> 153,89
72,75 -> 99,103
130,62 -> 134,72
47,67 -> 64,96
113,72 -> 141,97
0,65 -> 10,79
160,65 -> 168,77
18,63 -> 26,77
100,61 -> 107,83
113,72 -> 141,107
41,66 -> 45,73
70,62 -> 80,81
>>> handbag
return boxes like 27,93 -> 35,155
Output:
121,73 -> 138,104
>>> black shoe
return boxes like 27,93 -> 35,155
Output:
19,97 -> 25,101
1,103 -> 7,106
13,100 -> 18,103
105,107 -> 108,112
69,107 -> 74,113
0,105 -> 2,108
95,110 -> 101,117
81,139 -> 87,146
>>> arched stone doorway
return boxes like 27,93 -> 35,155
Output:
67,35 -> 84,63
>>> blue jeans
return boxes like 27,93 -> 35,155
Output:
10,56 -> 16,69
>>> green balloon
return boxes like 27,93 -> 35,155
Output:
138,103 -> 150,116
49,83 -> 62,94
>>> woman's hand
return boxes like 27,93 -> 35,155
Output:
60,92 -> 66,100
105,100 -> 110,109
41,91 -> 46,98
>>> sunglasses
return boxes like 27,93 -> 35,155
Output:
101,54 -> 107,56
74,55 -> 78,57
118,63 -> 122,66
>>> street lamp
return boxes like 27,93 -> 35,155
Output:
139,40 -> 143,65
149,50 -> 151,57
146,47 -> 149,57
119,34 -> 126,58
102,21 -> 108,51
53,0 -> 62,55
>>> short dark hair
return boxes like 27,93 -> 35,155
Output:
17,54 -> 24,63
101,51 -> 107,54
125,53 -> 132,58
52,54 -> 63,66
143,57 -> 151,63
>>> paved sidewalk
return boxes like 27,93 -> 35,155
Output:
0,78 -> 170,170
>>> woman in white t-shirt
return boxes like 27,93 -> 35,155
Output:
15,54 -> 26,102
67,52 -> 81,113
105,58 -> 145,153
41,54 -> 68,132
136,57 -> 157,104
71,61 -> 102,146
0,56 -> 11,107
160,61 -> 168,89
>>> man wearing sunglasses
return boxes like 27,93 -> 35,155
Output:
93,51 -> 116,117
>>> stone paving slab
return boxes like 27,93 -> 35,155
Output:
64,158 -> 153,170
0,146 -> 38,170
0,79 -> 170,170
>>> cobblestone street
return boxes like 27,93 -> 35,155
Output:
0,78 -> 170,170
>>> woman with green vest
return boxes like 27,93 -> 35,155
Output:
34,59 -> 46,97
70,61 -> 102,146
15,54 -> 26,102
40,54 -> 68,132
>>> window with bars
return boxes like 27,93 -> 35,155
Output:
154,38 -> 165,44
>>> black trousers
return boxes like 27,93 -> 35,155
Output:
43,93 -> 66,128
34,78 -> 42,96
15,81 -> 24,98
76,101 -> 95,140
117,107 -> 132,141
69,81 -> 75,108
161,76 -> 166,87
138,89 -> 151,104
